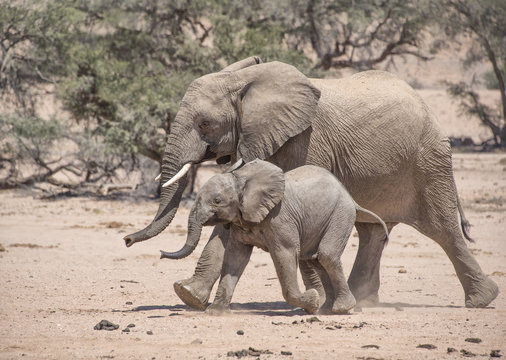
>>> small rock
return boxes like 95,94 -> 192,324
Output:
447,347 -> 457,353
94,320 -> 119,331
146,331 -> 153,335
362,345 -> 380,349
0,244 -> 5,252
353,322 -> 367,329
460,349 -> 476,357
325,326 -> 335,330
125,301 -> 133,305
398,269 -> 407,273
306,316 -> 321,323
490,350 -> 502,358
236,330 -> 244,335
272,321 -> 283,325
281,351 -> 293,356
465,337 -> 482,344
417,344 -> 437,350
122,328 -> 130,333
191,338 -> 203,344
127,323 -> 136,328
227,348 -> 273,358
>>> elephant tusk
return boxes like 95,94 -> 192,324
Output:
162,163 -> 192,188
227,158 -> 245,172
154,173 -> 161,182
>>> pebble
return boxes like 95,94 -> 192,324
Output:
147,331 -> 153,335
94,320 -> 119,331
417,344 -> 437,350
490,350 -> 501,358
306,316 -> 321,323
465,337 -> 482,344
460,349 -> 476,357
236,330 -> 244,335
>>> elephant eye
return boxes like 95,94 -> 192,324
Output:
199,120 -> 210,130
213,197 -> 221,205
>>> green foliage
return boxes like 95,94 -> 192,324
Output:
438,0 -> 506,146
2,0 -> 469,188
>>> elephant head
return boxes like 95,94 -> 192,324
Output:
160,160 -> 285,259
123,56 -> 320,247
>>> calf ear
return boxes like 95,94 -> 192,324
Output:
233,160 -> 285,223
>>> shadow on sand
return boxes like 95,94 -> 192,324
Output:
120,300 -> 488,317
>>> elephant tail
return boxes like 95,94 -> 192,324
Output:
355,205 -> 389,244
457,193 -> 474,243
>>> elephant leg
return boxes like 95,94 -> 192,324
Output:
207,239 -> 253,314
173,225 -> 229,310
271,247 -> 319,314
299,259 -> 332,314
348,222 -> 395,306
317,224 -> 356,314
424,227 -> 498,308
414,189 -> 498,308
413,145 -> 498,308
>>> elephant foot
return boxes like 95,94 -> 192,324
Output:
300,288 -> 320,315
465,276 -> 499,308
332,292 -> 356,314
354,292 -> 379,307
173,279 -> 211,311
205,302 -> 231,315
317,296 -> 335,315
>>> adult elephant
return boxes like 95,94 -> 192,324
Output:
123,56 -> 498,309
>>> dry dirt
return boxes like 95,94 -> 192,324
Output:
1,151 -> 505,360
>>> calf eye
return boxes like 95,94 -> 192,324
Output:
213,197 -> 221,204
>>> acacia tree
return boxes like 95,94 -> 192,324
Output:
276,0 -> 434,70
1,0 -> 440,190
440,0 -> 506,147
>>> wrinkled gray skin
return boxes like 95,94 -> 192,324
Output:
161,160 -> 390,315
123,57 -> 499,309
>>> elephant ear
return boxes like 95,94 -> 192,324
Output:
233,159 -> 285,223
221,56 -> 262,72
233,62 -> 321,162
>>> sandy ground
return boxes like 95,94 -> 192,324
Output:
0,151 -> 505,360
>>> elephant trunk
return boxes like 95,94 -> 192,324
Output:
123,119 -> 208,248
160,203 -> 203,259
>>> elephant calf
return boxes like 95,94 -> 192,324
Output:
161,160 -> 389,314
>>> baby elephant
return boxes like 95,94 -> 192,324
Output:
161,160 -> 388,314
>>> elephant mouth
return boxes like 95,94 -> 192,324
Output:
216,155 -> 231,164
201,146 -> 218,162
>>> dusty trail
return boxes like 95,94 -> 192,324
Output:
0,153 -> 505,359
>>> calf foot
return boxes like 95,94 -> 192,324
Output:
332,292 -> 356,314
465,276 -> 499,308
300,288 -> 320,314
173,278 -> 211,311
